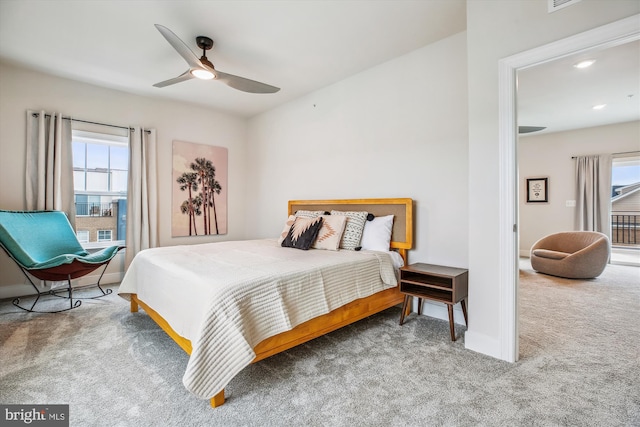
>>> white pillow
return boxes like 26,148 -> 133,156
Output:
360,215 -> 394,252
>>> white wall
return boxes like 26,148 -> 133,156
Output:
519,121 -> 640,255
246,32 -> 469,272
0,61 -> 248,297
466,1 -> 640,359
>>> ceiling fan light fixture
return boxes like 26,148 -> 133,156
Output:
191,69 -> 214,80
574,59 -> 596,69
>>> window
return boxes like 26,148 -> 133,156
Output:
97,230 -> 113,242
72,130 -> 128,247
76,230 -> 89,243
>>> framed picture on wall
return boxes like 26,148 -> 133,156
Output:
526,177 -> 548,203
172,140 -> 228,237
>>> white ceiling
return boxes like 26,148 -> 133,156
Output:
0,0 -> 466,118
517,39 -> 640,136
0,1 -> 637,131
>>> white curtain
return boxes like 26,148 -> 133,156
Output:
25,110 -> 76,226
575,154 -> 612,238
125,127 -> 158,268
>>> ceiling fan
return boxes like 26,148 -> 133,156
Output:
153,24 -> 280,94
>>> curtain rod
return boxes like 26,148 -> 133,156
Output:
32,113 -> 150,134
571,150 -> 639,159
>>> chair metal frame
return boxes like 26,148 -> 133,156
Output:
7,254 -> 118,313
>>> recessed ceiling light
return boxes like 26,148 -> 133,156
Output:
592,104 -> 607,110
574,59 -> 596,69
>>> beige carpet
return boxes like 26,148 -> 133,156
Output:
519,257 -> 640,360
0,260 -> 638,426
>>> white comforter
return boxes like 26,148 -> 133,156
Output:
117,239 -> 399,400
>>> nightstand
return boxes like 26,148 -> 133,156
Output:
399,263 -> 468,341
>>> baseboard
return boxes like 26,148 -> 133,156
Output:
414,299 -> 466,325
0,272 -> 123,301
72,272 -> 123,288
464,330 -> 503,360
0,283 -> 38,301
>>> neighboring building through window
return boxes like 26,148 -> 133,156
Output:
72,130 -> 128,247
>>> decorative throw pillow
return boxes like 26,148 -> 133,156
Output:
281,216 -> 324,250
278,215 -> 297,244
312,215 -> 347,251
295,210 -> 328,218
330,210 -> 368,250
360,214 -> 394,252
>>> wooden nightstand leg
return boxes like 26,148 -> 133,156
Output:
417,297 -> 423,315
399,295 -> 410,325
461,299 -> 468,326
447,304 -> 456,341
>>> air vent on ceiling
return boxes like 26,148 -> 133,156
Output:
548,0 -> 581,13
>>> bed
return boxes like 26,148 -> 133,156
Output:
118,198 -> 413,408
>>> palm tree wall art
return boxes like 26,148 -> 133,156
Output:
172,141 -> 228,237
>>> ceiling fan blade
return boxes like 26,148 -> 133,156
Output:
155,24 -> 203,70
153,70 -> 194,88
518,126 -> 547,134
214,70 -> 280,94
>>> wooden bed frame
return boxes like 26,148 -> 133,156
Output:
129,198 -> 413,408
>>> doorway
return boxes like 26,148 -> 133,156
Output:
498,14 -> 640,362
611,154 -> 640,265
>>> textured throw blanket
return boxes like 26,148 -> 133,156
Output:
118,239 -> 398,399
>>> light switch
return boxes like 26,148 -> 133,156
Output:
566,200 -> 576,207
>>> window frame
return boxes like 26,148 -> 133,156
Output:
97,229 -> 113,242
76,230 -> 90,243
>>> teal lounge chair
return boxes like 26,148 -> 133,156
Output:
0,210 -> 124,312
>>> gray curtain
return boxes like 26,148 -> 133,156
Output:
125,127 -> 158,269
25,110 -> 76,226
575,154 -> 612,238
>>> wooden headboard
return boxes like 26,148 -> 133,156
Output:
288,198 -> 413,261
